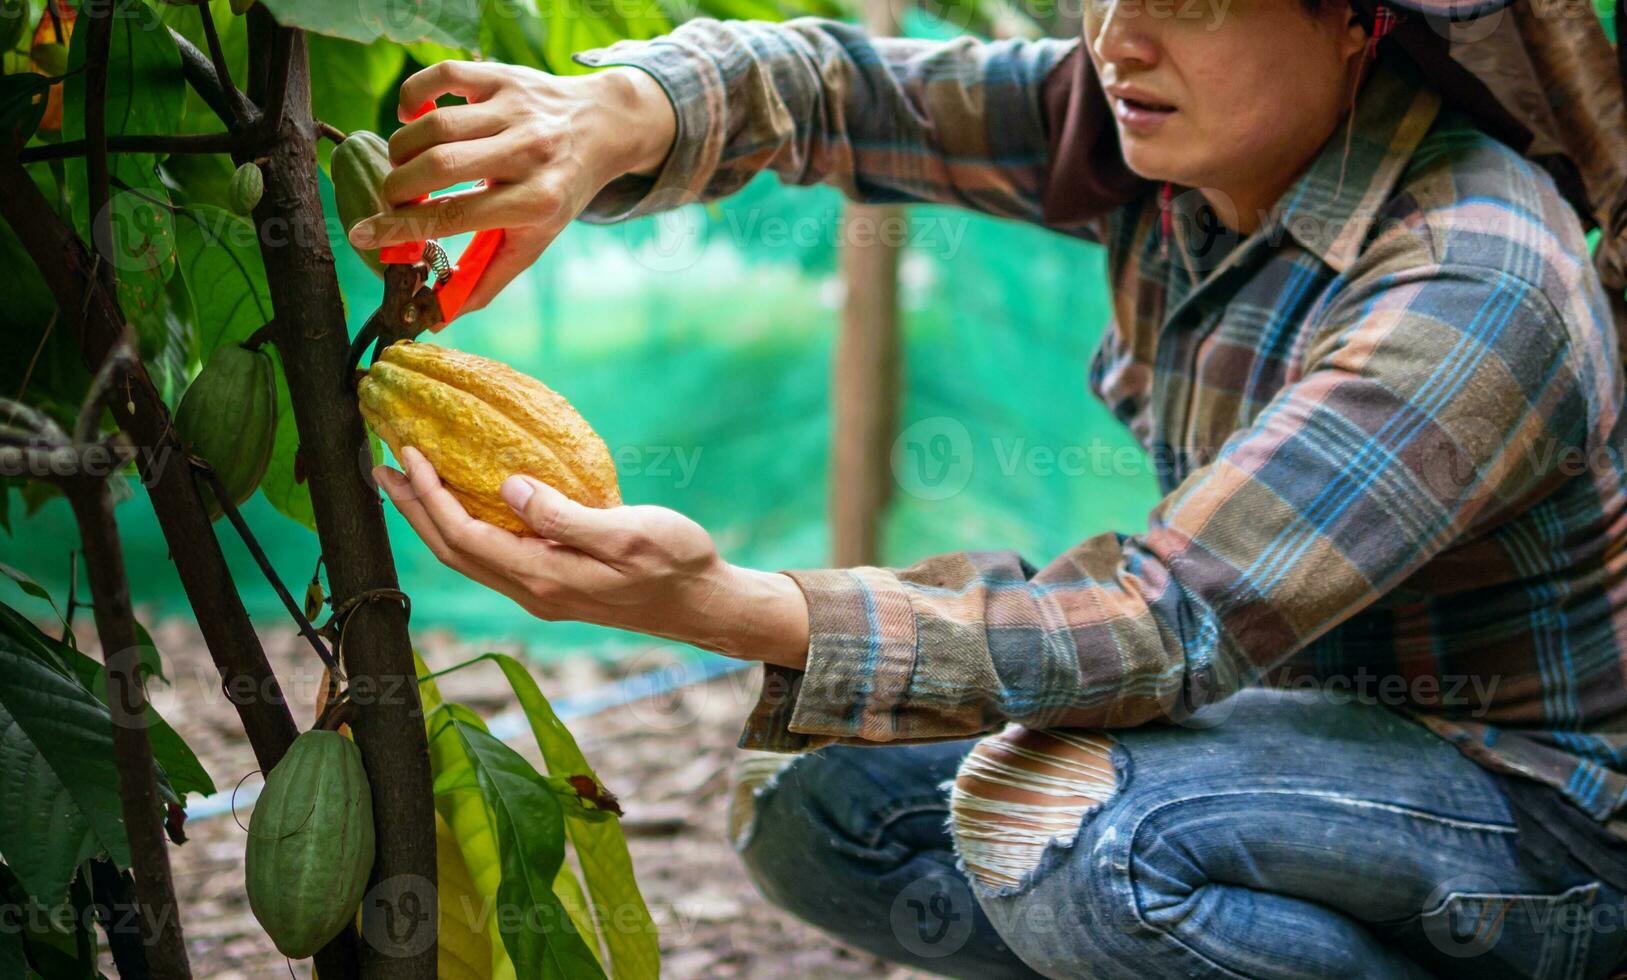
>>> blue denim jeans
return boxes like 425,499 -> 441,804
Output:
729,688 -> 1627,979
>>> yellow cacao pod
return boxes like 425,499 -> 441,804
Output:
356,343 -> 620,534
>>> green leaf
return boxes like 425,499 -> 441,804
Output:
0,600 -> 205,803
452,720 -> 606,980
131,258 -> 196,406
0,915 -> 23,979
403,39 -> 469,66
417,652 -> 659,977
535,0 -> 668,76
0,561 -> 66,628
19,480 -> 60,519
0,71 -> 49,148
54,646 -> 213,800
308,37 -> 404,171
161,151 -> 239,213
0,860 -> 98,979
0,167 -> 86,426
551,862 -> 603,972
258,0 -> 482,50
130,619 -> 169,687
423,697 -> 512,978
174,205 -> 272,361
0,865 -> 26,976
540,0 -> 624,76
492,654 -> 658,978
0,606 -> 131,904
479,0 -> 548,70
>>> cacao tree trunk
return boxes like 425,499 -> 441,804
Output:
244,27 -> 437,980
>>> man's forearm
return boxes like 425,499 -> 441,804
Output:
573,19 -> 1068,224
706,566 -> 810,672
598,66 -> 677,179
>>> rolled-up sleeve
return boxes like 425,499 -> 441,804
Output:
738,264 -> 1590,752
572,18 -> 1074,223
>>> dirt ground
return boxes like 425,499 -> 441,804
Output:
139,614 -> 937,980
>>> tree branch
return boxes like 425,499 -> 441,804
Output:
246,30 -> 437,980
262,26 -> 295,138
57,358 -> 191,976
62,549 -> 80,644
244,4 -> 274,106
196,460 -> 343,679
196,2 -> 245,129
66,477 -> 192,979
17,132 -> 238,164
168,27 -> 256,131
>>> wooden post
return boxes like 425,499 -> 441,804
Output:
830,0 -> 906,566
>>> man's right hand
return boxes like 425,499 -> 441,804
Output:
348,61 -> 677,315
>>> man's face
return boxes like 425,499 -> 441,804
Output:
1085,0 -> 1368,207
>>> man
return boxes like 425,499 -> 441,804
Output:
358,0 -> 1627,973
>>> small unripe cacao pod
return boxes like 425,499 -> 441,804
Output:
173,344 -> 277,521
30,40 -> 66,76
245,730 -> 375,959
228,162 -> 263,216
230,0 -> 257,12
357,342 -> 621,534
331,130 -> 391,279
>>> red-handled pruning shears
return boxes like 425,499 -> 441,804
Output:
348,100 -> 506,370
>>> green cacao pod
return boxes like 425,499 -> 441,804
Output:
245,730 -> 375,960
332,130 -> 391,279
30,41 -> 66,77
173,344 -> 277,522
229,0 -> 256,13
358,342 -> 621,535
228,162 -> 263,216
0,0 -> 28,55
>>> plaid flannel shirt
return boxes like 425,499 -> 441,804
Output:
575,20 -> 1627,832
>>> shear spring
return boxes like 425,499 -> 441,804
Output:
424,241 -> 453,286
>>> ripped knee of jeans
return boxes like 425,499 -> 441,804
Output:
948,726 -> 1120,893
726,751 -> 802,852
